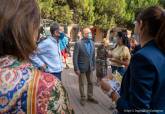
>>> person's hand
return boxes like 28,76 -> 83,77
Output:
75,70 -> 80,76
111,91 -> 120,102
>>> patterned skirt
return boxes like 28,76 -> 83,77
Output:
96,60 -> 108,79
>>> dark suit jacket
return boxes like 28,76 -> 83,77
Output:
73,39 -> 95,73
117,40 -> 165,114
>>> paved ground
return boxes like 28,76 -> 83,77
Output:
61,55 -> 115,114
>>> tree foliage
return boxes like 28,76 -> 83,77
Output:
38,0 -> 165,29
66,0 -> 95,26
93,0 -> 126,29
39,0 -> 73,24
124,0 -> 159,28
159,0 -> 165,7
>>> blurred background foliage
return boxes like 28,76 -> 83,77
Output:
38,0 -> 165,29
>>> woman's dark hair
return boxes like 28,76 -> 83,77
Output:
122,29 -> 128,36
117,32 -> 130,49
0,0 -> 40,60
136,6 -> 165,51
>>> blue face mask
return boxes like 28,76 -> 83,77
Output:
59,32 -> 65,39
88,32 -> 92,39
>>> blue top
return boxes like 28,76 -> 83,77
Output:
59,33 -> 69,51
30,36 -> 63,73
117,40 -> 165,114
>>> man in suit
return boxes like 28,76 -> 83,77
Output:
73,28 -> 98,106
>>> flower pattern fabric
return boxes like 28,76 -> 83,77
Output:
0,56 -> 74,114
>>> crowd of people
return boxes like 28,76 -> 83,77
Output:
0,0 -> 165,114
72,5 -> 165,114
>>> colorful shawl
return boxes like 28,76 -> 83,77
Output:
0,56 -> 74,114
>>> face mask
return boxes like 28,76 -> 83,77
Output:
134,34 -> 140,44
59,32 -> 65,39
134,21 -> 141,44
88,32 -> 92,39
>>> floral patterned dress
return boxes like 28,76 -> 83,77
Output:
0,56 -> 74,114
96,44 -> 109,79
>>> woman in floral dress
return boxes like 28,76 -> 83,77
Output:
0,0 -> 74,114
96,38 -> 110,82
